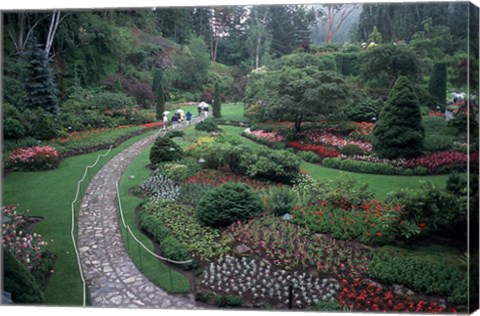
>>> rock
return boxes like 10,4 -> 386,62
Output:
393,284 -> 414,296
129,175 -> 135,179
234,244 -> 251,255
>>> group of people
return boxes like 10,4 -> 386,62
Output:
162,101 -> 211,130
162,110 -> 193,129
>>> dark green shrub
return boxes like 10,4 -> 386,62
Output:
343,98 -> 383,123
3,117 -> 26,139
340,144 -> 365,156
159,157 -> 201,182
22,108 -> 61,140
424,134 -> 454,152
446,174 -> 467,196
261,186 -> 297,216
428,62 -> 447,110
178,183 -> 214,206
373,76 -> 425,159
195,118 -> 221,133
322,157 -> 342,169
90,91 -> 136,110
138,212 -> 172,242
297,150 -> 322,163
215,295 -> 244,307
150,136 -> 184,165
386,182 -> 466,236
165,130 -> 185,138
161,235 -> 193,263
369,246 -> 468,305
239,148 -> 300,183
197,182 -> 262,227
335,52 -> 360,76
413,166 -> 428,175
3,249 -> 45,304
30,250 -> 55,290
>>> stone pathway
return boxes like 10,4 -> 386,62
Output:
77,119 -> 202,309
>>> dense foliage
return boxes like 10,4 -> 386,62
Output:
373,76 -> 425,159
196,182 -> 262,227
149,136 -> 184,165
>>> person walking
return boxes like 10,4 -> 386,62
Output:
186,111 -> 192,125
162,114 -> 168,130
172,113 -> 179,128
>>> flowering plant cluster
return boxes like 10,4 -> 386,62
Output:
338,278 -> 455,313
227,217 -> 371,278
142,121 -> 164,129
139,173 -> 180,201
300,130 -> 372,152
288,141 -> 340,159
347,122 -> 375,142
405,151 -> 477,170
427,111 -> 444,117
184,169 -> 276,190
141,200 -> 229,259
2,205 -> 50,271
9,145 -> 60,171
51,125 -> 137,144
249,130 -> 285,143
200,254 -> 340,308
291,201 -> 402,245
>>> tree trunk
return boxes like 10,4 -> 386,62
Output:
294,114 -> 303,133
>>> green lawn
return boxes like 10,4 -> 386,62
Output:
220,125 -> 452,200
2,129 -> 157,306
169,102 -> 247,122
118,144 -> 191,294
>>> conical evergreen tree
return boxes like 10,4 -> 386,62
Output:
213,82 -> 222,118
23,37 -> 59,114
373,76 -> 425,159
152,69 -> 165,120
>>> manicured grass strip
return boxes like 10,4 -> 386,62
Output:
220,125 -> 453,200
170,103 -> 247,122
118,144 -> 191,294
2,130 -> 157,306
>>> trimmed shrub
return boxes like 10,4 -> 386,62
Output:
373,76 -> 425,159
369,246 -> 467,305
424,134 -> 454,152
239,148 -> 300,184
9,145 -> 61,171
261,186 -> 298,216
195,118 -> 221,133
3,117 -> 26,139
344,98 -> 383,123
3,249 -> 45,304
150,136 -> 184,165
341,144 -> 365,156
297,150 -> 322,163
196,182 -> 262,227
161,235 -> 193,263
165,130 -> 185,138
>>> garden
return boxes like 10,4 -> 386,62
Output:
2,3 -> 479,314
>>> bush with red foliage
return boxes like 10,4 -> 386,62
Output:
288,141 -> 340,158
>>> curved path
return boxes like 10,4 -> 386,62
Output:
77,121 -> 201,309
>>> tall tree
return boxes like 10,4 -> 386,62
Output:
373,76 -> 425,159
316,4 -> 358,44
152,69 -> 165,120
245,6 -> 271,69
268,5 -> 315,58
213,82 -> 222,118
22,36 -> 59,114
428,62 -> 447,110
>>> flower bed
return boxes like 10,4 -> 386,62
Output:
249,130 -> 285,143
300,130 -> 372,152
9,145 -> 60,171
140,200 -> 230,260
184,169 -> 278,190
139,173 -> 180,200
347,122 -> 375,142
199,254 -> 341,309
338,278 -> 455,313
2,205 -> 54,287
291,201 -> 402,245
287,141 -> 340,159
405,151 -> 476,170
227,217 -> 372,279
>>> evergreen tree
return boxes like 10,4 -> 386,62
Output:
152,68 -> 165,120
22,37 -> 59,114
213,82 -> 222,118
373,76 -> 425,159
428,62 -> 447,110
368,26 -> 383,43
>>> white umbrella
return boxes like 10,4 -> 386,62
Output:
176,109 -> 185,114
162,111 -> 170,116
